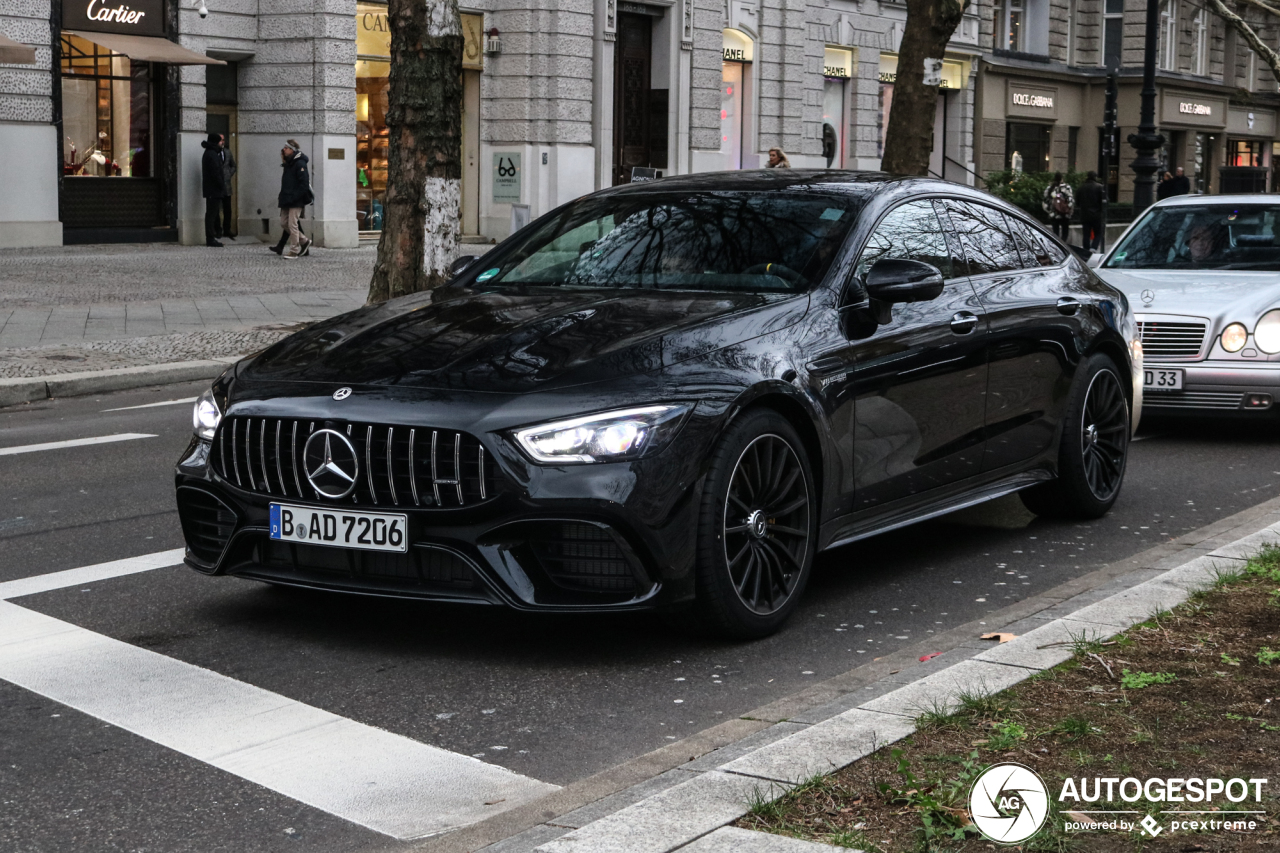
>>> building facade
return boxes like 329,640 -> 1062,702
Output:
1,0 -> 988,248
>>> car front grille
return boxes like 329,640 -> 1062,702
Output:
176,487 -> 238,563
1143,391 -> 1244,410
1138,320 -> 1208,360
532,522 -> 638,594
210,416 -> 495,509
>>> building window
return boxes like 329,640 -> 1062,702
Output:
1193,9 -> 1208,75
1158,1 -> 1176,70
1007,123 -> 1052,173
1231,139 -> 1263,167
59,34 -> 151,178
1002,0 -> 1026,51
1066,0 -> 1076,64
1102,0 -> 1123,68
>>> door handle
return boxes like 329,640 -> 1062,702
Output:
950,311 -> 979,334
1057,296 -> 1082,315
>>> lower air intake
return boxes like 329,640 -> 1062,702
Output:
532,523 -> 637,594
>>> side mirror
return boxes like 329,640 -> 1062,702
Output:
450,255 -> 479,277
863,258 -> 945,303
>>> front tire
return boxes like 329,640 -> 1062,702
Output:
693,409 -> 817,639
1020,354 -> 1130,519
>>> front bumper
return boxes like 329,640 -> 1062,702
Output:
173,418 -> 715,612
1140,360 -> 1280,416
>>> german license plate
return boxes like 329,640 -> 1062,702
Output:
1143,368 -> 1184,391
269,503 -> 407,553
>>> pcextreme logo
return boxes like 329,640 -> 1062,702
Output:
969,763 -> 1050,843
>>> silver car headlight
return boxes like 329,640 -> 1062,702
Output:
1255,310 -> 1280,354
514,404 -> 691,464
193,388 -> 222,440
1222,322 -> 1249,353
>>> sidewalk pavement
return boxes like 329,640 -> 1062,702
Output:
422,495 -> 1280,853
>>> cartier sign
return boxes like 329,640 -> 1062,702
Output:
63,0 -> 164,36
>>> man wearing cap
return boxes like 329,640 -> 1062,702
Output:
276,138 -> 314,258
200,132 -> 230,247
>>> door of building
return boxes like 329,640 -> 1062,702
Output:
206,106 -> 237,237
461,69 -> 481,236
613,12 -> 652,185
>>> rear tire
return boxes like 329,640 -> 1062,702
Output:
1020,353 -> 1130,520
693,409 -> 817,639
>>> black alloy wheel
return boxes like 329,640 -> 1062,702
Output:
693,409 -> 816,638
1080,368 -> 1128,501
1020,353 -> 1130,520
723,434 -> 811,615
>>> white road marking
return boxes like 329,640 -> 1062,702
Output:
0,433 -> 157,456
0,552 -> 559,838
102,397 -> 197,412
0,549 -> 186,601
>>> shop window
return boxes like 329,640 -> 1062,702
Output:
356,1 -> 391,231
1006,123 -> 1051,173
821,49 -> 851,169
59,34 -> 151,178
1158,1 -> 1176,70
1231,139 -> 1263,167
720,29 -> 752,170
1102,0 -> 1123,68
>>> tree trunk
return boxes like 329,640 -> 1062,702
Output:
880,0 -> 969,176
367,0 -> 464,303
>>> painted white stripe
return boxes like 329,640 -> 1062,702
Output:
0,549 -> 186,601
0,433 -> 157,456
0,600 -> 558,838
102,397 -> 197,412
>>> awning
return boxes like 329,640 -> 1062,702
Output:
0,32 -> 37,64
63,30 -> 225,65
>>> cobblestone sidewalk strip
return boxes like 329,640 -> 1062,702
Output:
440,500 -> 1280,853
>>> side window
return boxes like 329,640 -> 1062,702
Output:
941,201 -> 1023,276
855,200 -> 954,281
1005,214 -> 1067,267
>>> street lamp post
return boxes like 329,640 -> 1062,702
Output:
1128,0 -> 1166,213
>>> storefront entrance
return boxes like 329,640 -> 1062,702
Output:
1006,122 -> 1051,173
613,10 -> 668,184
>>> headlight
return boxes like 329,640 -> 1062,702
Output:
514,404 -> 691,464
193,388 -> 222,440
1221,322 -> 1248,353
1255,310 -> 1280,354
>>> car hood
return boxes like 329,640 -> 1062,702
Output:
1095,268 -> 1280,320
241,286 -> 806,392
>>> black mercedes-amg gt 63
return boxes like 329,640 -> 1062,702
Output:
175,171 -> 1141,637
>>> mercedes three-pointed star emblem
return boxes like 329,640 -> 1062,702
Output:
303,429 -> 359,498
1141,289 -> 1155,305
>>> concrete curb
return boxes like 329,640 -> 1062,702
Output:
427,495 -> 1280,853
0,358 -> 237,407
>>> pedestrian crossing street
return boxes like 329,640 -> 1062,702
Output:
0,550 -> 559,840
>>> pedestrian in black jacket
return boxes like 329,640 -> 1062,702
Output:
1076,171 -> 1107,252
274,139 -> 314,258
1167,166 -> 1191,196
216,134 -> 237,239
200,132 -> 230,247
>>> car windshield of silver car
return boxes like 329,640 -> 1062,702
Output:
466,192 -> 862,293
1105,204 -> 1280,271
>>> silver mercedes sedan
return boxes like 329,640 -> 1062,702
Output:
1096,194 -> 1280,418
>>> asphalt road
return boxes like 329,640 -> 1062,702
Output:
2,383 -> 1278,852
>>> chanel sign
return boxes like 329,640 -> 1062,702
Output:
63,0 -> 164,36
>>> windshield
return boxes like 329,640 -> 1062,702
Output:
466,191 -> 863,293
1105,203 -> 1280,271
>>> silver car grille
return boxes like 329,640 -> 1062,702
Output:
1137,320 -> 1208,360
1143,391 -> 1243,410
210,416 -> 496,508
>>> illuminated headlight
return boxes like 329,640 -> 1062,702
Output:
192,388 -> 222,440
514,404 -> 691,464
1221,323 -> 1248,353
1255,310 -> 1280,354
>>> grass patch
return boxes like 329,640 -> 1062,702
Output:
736,545 -> 1280,851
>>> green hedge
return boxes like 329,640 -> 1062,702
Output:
982,169 -> 1087,223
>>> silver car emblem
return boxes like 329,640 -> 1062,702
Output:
1140,289 -> 1155,305
333,387 -> 353,401
303,429 -> 359,499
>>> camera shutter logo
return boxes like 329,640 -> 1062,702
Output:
303,429 -> 359,499
969,763 -> 1050,844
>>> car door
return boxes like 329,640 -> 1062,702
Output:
940,200 -> 1083,472
817,198 -> 989,512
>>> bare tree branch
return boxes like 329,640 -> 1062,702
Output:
1236,0 -> 1280,22
1206,0 -> 1280,84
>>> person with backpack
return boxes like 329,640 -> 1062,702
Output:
275,138 -> 314,258
1042,172 -> 1074,242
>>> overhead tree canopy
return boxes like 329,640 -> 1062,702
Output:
1205,0 -> 1280,84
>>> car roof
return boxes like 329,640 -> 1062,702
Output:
598,169 -> 992,202
1151,193 -> 1280,207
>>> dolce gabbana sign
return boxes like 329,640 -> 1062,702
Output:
1007,82 -> 1059,120
63,0 -> 165,36
1160,91 -> 1226,128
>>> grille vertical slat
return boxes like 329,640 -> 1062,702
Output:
386,427 -> 398,506
364,425 -> 377,505
408,428 -> 420,506
478,445 -> 486,500
452,433 -> 463,505
431,430 -> 441,507
259,419 -> 272,493
274,422 -> 285,497
231,418 -> 242,487
291,421 -> 302,498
